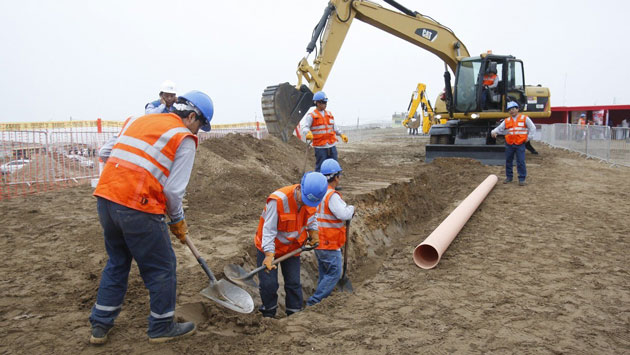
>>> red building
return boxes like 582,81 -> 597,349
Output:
531,105 -> 630,126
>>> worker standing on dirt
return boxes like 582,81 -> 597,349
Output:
88,90 -> 213,345
255,171 -> 328,318
307,159 -> 354,306
491,101 -> 536,186
145,80 -> 178,114
302,91 -> 349,172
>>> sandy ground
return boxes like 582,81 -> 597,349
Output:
0,127 -> 628,354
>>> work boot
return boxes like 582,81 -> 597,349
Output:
148,322 -> 196,344
503,178 -> 513,184
89,325 -> 112,345
519,181 -> 527,186
531,151 -> 539,155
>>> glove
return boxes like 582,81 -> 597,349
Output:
307,230 -> 319,247
263,252 -> 277,271
305,131 -> 313,141
168,219 -> 188,244
341,134 -> 348,143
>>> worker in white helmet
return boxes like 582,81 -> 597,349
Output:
145,80 -> 178,114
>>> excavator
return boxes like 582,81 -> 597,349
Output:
401,83 -> 436,135
261,0 -> 551,165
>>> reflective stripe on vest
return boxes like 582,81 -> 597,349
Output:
316,188 -> 346,250
94,113 -> 197,214
255,184 -> 316,256
311,110 -> 336,146
504,115 -> 528,145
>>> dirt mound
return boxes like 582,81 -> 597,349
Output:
1,128 -> 628,354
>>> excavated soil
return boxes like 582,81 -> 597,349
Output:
0,127 -> 628,354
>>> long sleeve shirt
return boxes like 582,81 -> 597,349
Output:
328,192 -> 354,221
260,189 -> 319,254
98,134 -> 196,222
301,110 -> 343,148
491,115 -> 537,141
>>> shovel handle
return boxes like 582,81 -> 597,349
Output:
248,243 -> 318,277
185,236 -> 218,283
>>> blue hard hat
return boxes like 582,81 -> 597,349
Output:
300,172 -> 328,207
180,90 -> 214,132
580,113 -> 586,117
320,159 -> 342,177
506,101 -> 519,110
313,91 -> 328,102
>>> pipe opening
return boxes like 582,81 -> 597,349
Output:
413,244 -> 439,269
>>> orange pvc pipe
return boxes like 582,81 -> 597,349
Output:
413,174 -> 498,269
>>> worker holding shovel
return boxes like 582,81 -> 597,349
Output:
254,171 -> 328,318
89,91 -> 213,345
307,159 -> 355,306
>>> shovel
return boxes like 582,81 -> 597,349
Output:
223,243 -> 318,289
336,220 -> 353,293
184,236 -> 254,314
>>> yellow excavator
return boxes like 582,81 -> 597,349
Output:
401,83 -> 436,135
261,0 -> 551,164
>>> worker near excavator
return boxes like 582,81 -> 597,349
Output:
302,92 -> 349,172
307,159 -> 354,306
491,101 -> 536,186
255,171 -> 328,318
88,91 -> 213,345
481,62 -> 499,110
145,80 -> 178,114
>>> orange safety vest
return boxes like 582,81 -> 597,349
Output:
94,113 -> 197,214
316,187 -> 346,250
504,114 -> 529,145
483,73 -> 497,86
310,110 -> 337,146
255,184 -> 316,257
578,117 -> 586,126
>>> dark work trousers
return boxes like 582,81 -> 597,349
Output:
314,146 -> 338,172
256,249 -> 302,317
89,197 -> 177,337
505,143 -> 527,182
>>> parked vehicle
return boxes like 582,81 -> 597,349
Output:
1,159 -> 30,174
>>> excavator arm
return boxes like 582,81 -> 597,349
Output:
402,83 -> 435,134
262,0 -> 469,141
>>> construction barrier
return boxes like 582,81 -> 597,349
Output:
540,124 -> 630,167
0,120 -> 267,200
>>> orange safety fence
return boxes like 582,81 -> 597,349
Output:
0,119 -> 267,200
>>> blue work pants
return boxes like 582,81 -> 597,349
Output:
314,146 -> 338,172
256,249 -> 302,317
89,198 -> 177,337
505,143 -> 527,182
307,249 -> 342,306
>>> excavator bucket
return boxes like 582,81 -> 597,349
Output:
261,83 -> 314,142
425,144 -> 505,165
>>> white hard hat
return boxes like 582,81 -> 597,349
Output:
160,80 -> 177,94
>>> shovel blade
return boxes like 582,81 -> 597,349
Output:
223,264 -> 259,288
336,275 -> 353,293
200,279 -> 254,314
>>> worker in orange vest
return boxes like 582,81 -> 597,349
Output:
255,171 -> 328,318
302,92 -> 349,172
481,62 -> 499,110
307,159 -> 355,306
89,91 -> 213,345
578,113 -> 586,126
491,101 -> 537,186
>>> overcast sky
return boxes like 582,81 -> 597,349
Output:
1,0 -> 627,126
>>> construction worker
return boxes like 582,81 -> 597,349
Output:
481,62 -> 498,109
578,113 -> 586,126
145,80 -> 178,114
491,101 -> 536,186
301,91 -> 349,172
89,90 -> 213,344
307,159 -> 354,306
255,171 -> 328,318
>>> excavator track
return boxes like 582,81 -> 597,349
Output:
261,83 -> 314,142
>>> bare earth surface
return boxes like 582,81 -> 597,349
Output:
0,127 -> 628,354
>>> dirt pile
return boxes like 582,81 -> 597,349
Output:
0,128 -> 628,354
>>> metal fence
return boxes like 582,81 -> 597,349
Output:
0,120 -> 267,200
540,123 -> 630,166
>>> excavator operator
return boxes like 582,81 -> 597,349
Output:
482,62 -> 498,110
301,92 -> 348,172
